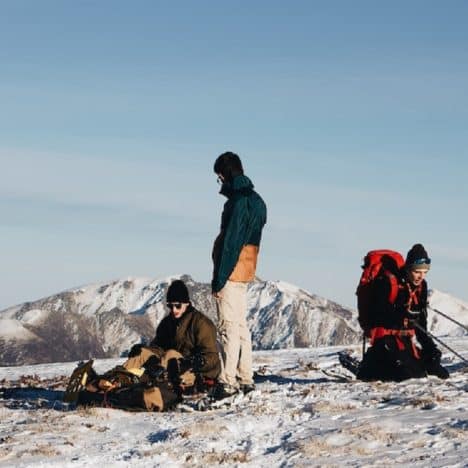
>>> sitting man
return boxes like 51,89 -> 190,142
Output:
123,279 -> 221,390
78,279 -> 221,411
356,244 -> 449,382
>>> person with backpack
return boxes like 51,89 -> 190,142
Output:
211,152 -> 267,399
77,280 -> 221,410
352,244 -> 449,382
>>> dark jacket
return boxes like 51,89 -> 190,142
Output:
370,275 -> 426,325
212,175 -> 267,293
149,306 -> 221,379
370,275 -> 437,356
357,274 -> 441,381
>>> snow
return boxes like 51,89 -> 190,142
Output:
429,289 -> 468,337
64,275 -> 192,318
2,276 -> 466,368
20,309 -> 47,325
0,319 -> 37,341
1,341 -> 467,467
1,276 -> 364,366
275,280 -> 301,295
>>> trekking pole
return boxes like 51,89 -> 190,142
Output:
412,322 -> 468,365
362,334 -> 366,358
430,307 -> 468,334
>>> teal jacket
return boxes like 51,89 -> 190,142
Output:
211,175 -> 267,293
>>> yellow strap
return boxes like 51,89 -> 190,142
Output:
126,367 -> 145,377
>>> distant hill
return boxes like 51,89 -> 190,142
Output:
0,276 -> 465,366
0,275 -> 360,365
427,289 -> 468,337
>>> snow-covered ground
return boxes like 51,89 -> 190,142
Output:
0,341 -> 467,467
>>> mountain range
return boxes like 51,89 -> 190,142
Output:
0,275 -> 466,365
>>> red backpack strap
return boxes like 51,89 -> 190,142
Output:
384,271 -> 399,304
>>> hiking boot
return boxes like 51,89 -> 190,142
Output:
64,360 -> 95,403
240,383 -> 255,395
338,351 -> 361,376
426,360 -> 449,379
211,383 -> 239,400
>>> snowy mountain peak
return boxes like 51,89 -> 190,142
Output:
0,275 -> 360,365
0,277 -> 466,366
428,289 -> 468,337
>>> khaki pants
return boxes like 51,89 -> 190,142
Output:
123,347 -> 196,387
216,280 -> 253,387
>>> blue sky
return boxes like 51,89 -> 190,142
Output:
1,1 -> 467,310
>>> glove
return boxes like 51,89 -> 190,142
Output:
179,354 -> 206,373
143,355 -> 166,383
128,344 -> 143,358
191,353 -> 206,371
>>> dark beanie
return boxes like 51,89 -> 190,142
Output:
405,243 -> 431,271
166,280 -> 190,303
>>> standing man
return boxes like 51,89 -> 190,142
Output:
211,152 -> 267,399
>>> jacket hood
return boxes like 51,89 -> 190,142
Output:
220,175 -> 254,198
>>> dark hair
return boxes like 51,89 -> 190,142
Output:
213,152 -> 244,183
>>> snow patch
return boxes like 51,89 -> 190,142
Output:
20,309 -> 47,325
0,319 -> 37,340
429,289 -> 468,337
0,342 -> 466,466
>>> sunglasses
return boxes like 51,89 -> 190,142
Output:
167,302 -> 185,310
413,258 -> 431,265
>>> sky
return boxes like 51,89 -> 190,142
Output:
1,1 -> 468,310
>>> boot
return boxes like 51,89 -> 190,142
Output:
425,357 -> 449,379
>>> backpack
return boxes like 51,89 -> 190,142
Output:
356,249 -> 405,336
